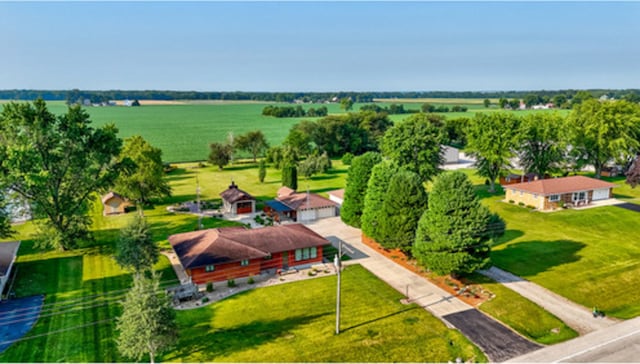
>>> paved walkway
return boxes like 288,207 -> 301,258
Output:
479,266 -> 618,335
304,217 -> 540,361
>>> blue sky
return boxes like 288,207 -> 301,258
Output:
1,2 -> 639,92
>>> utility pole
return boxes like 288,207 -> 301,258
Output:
334,239 -> 342,335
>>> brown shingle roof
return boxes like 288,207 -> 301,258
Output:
168,224 -> 329,269
277,192 -> 338,211
101,191 -> 126,204
507,176 -> 616,195
277,186 -> 295,198
220,182 -> 254,204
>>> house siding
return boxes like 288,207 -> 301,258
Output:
505,189 -> 544,209
103,197 -> 128,215
187,246 -> 324,284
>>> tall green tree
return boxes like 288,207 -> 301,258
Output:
377,170 -> 428,252
361,160 -> 402,241
517,113 -> 566,177
234,130 -> 270,162
115,215 -> 158,274
380,113 -> 446,182
116,273 -> 178,364
465,112 -> 519,192
258,159 -> 267,183
340,152 -> 382,228
0,99 -> 122,250
413,171 -> 502,276
567,99 -> 640,177
282,164 -> 298,190
208,142 -> 232,170
340,97 -> 354,112
483,99 -> 491,108
115,136 -> 171,206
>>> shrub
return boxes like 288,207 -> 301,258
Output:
341,152 -> 354,165
206,282 -> 214,292
247,276 -> 255,284
526,205 -> 536,209
508,200 -> 515,204
202,297 -> 210,304
227,279 -> 236,287
308,270 -> 317,277
518,202 -> 525,207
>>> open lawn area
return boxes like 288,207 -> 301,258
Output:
458,170 -> 640,320
162,265 -> 486,363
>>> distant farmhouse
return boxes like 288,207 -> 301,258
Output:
505,176 -> 616,211
169,224 -> 329,284
101,192 -> 132,216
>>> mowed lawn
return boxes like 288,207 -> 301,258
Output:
163,265 -> 486,363
0,203 -> 240,362
478,174 -> 640,319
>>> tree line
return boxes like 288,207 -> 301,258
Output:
262,105 -> 328,118
1,88 -> 639,104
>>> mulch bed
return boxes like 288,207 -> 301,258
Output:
360,233 -> 491,307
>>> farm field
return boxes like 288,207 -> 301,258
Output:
163,265 -> 485,363
1,99 -> 568,162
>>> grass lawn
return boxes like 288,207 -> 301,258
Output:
452,169 -> 640,320
471,274 -> 578,345
162,265 -> 486,363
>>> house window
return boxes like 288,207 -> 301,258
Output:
205,265 -> 215,272
572,191 -> 586,201
240,259 -> 249,266
549,194 -> 560,202
263,254 -> 272,260
294,247 -> 318,261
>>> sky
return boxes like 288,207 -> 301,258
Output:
1,1 -> 639,92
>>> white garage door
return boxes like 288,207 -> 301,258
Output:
298,210 -> 316,221
317,206 -> 337,219
592,188 -> 610,201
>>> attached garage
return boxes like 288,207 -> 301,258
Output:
592,188 -> 611,201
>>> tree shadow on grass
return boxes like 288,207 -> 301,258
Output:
491,230 -> 525,248
162,313 -> 330,362
491,240 -> 586,278
13,255 -> 83,297
341,306 -> 418,333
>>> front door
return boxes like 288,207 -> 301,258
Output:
282,251 -> 288,269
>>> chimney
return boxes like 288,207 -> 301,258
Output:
229,180 -> 237,189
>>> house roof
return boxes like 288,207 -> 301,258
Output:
328,189 -> 345,200
507,176 -> 616,196
0,241 -> 20,277
277,192 -> 338,211
169,224 -> 329,269
277,186 -> 295,198
220,182 -> 254,204
101,191 -> 126,204
265,200 -> 294,212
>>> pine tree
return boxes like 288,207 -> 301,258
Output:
340,152 -> 382,227
281,164 -> 298,190
116,273 -> 178,364
376,170 -> 428,252
361,160 -> 401,241
258,159 -> 267,183
412,171 -> 503,276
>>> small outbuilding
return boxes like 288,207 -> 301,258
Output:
442,145 -> 460,164
101,192 -> 132,216
220,181 -> 255,215
0,241 -> 20,301
505,175 -> 616,211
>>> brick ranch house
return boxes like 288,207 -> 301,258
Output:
505,175 -> 616,211
169,224 -> 330,284
220,181 -> 255,215
264,187 -> 338,222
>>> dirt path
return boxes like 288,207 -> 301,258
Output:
479,266 -> 618,335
